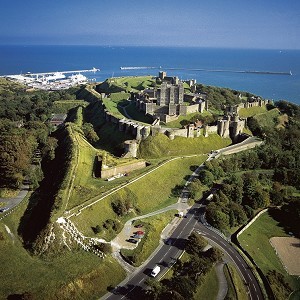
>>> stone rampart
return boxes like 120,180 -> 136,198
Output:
101,160 -> 146,179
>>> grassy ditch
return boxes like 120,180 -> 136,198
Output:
0,195 -> 126,300
120,210 -> 176,266
71,155 -> 206,240
224,263 -> 248,300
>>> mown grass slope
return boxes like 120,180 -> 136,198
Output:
71,155 -> 206,240
238,211 -> 300,294
97,76 -> 155,93
138,133 -> 231,158
238,106 -> 267,118
0,195 -> 125,300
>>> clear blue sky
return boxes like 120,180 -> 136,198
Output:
0,0 -> 299,49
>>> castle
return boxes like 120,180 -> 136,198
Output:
132,71 -> 206,123
92,73 -> 273,158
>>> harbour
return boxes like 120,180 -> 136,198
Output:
1,67 -> 100,90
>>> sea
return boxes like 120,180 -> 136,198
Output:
0,45 -> 300,104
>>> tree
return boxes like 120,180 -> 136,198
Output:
82,122 -> 99,144
186,231 -> 208,255
42,136 -> 58,161
0,130 -> 33,188
198,169 -> 214,187
206,204 -> 230,230
145,279 -> 166,300
267,270 -> 292,300
170,276 -> 195,299
188,179 -> 202,199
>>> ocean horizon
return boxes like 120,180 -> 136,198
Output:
0,45 -> 299,104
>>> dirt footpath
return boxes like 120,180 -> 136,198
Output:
270,237 -> 300,275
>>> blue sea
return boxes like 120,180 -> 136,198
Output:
0,45 -> 300,104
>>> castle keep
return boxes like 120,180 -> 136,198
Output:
132,72 -> 206,122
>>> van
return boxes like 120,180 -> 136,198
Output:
150,265 -> 161,277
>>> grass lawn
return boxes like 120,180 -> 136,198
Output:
0,195 -> 126,300
114,76 -> 155,91
238,106 -> 267,118
194,267 -> 219,300
53,100 -> 89,114
138,133 -> 232,158
253,108 -> 280,129
238,210 -> 300,295
124,102 -> 153,124
120,210 -> 176,266
165,111 -> 212,129
71,156 -> 206,239
102,97 -> 124,118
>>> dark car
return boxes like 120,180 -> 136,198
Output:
127,238 -> 138,244
134,224 -> 143,228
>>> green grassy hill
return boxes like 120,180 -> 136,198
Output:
138,133 -> 231,159
97,76 -> 156,93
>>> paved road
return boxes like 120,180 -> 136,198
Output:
104,201 -> 263,300
195,214 -> 263,300
103,137 -> 264,299
0,184 -> 29,215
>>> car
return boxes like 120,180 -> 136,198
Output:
0,207 -> 9,213
135,230 -> 144,235
165,238 -> 173,245
134,224 -> 143,228
132,234 -> 144,239
127,238 -> 138,244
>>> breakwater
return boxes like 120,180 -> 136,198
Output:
120,66 -> 292,76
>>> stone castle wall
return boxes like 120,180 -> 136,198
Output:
98,91 -> 250,143
100,160 -> 146,179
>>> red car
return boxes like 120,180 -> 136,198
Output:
135,230 -> 144,235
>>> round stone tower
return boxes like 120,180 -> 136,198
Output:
124,140 -> 138,158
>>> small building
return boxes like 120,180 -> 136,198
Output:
49,113 -> 67,127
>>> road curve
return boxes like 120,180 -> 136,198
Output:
102,137 -> 264,300
103,201 -> 263,300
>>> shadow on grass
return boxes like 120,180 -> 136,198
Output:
110,284 -> 146,299
268,208 -> 294,236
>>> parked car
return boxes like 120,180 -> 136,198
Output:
127,238 -> 138,244
132,234 -> 144,239
134,224 -> 143,228
0,207 -> 9,213
135,230 -> 144,235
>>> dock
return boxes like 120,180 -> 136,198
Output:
1,67 -> 100,90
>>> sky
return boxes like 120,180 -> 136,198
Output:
0,0 -> 299,49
